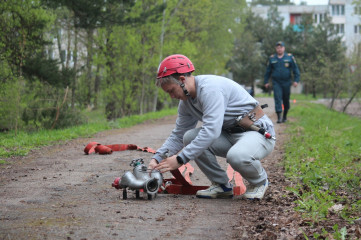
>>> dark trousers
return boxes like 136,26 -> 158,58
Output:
273,81 -> 291,113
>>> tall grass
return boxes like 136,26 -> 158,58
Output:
0,108 -> 177,160
256,93 -> 319,101
284,102 -> 361,237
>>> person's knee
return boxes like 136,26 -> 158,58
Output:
226,149 -> 252,167
183,128 -> 199,146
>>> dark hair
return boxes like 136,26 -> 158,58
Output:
156,72 -> 192,87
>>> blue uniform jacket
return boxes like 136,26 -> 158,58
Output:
264,52 -> 300,84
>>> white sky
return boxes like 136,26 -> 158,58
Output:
292,0 -> 329,5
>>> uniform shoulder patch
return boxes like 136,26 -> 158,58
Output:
288,53 -> 292,56
270,54 -> 274,57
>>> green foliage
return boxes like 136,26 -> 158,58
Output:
228,6 -> 285,89
0,0 -> 57,131
44,0 -> 139,29
0,0 -> 55,76
284,102 -> 361,229
0,78 -> 22,130
0,0 -> 249,130
234,5 -> 351,100
1,0 -> 358,134
290,16 -> 346,98
250,0 -> 294,5
227,11 -> 263,87
174,1 -> 245,75
20,80 -> 84,130
96,0 -> 246,119
22,54 -> 74,88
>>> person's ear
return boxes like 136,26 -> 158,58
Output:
178,75 -> 186,84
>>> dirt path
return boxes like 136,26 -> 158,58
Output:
0,98 -> 305,240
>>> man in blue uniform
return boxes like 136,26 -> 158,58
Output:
264,41 -> 300,123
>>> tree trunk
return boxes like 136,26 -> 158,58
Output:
71,22 -> 79,109
104,27 -> 117,120
93,63 -> 101,109
153,0 -> 167,112
312,81 -> 316,99
66,20 -> 72,69
342,89 -> 357,113
56,26 -> 65,70
86,28 -> 95,108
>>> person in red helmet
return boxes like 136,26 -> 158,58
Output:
149,54 -> 276,200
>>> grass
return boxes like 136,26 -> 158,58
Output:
255,93 -> 320,101
284,102 -> 361,238
0,108 -> 177,160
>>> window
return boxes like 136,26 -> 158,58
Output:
332,5 -> 345,16
334,24 -> 344,34
294,15 -> 302,25
314,13 -> 326,24
355,25 -> 361,34
354,6 -> 361,15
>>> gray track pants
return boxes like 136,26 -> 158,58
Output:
183,128 -> 275,186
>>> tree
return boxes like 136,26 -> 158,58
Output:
172,0 -> 245,75
97,0 -> 247,119
227,31 -> 264,92
228,7 -> 284,94
43,0 -> 164,109
250,0 -> 293,6
0,0 -> 53,78
294,16 -> 345,98
0,0 -> 54,132
342,46 -> 361,113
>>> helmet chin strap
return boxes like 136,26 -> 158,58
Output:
180,83 -> 190,97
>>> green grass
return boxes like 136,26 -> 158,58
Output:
0,108 -> 177,160
284,102 -> 361,238
255,93 -> 320,101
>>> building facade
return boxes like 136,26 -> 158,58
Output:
251,0 -> 361,55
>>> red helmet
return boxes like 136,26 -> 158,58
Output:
157,54 -> 195,79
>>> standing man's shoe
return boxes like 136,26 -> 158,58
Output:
196,183 -> 233,199
276,112 -> 282,123
282,110 -> 288,122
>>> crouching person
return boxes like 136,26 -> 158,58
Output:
148,54 -> 276,200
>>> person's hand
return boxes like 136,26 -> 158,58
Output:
154,155 -> 181,173
148,159 -> 158,171
265,83 -> 270,89
293,82 -> 298,87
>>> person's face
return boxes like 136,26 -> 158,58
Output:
162,82 -> 187,101
276,45 -> 285,55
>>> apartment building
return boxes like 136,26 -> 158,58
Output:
251,0 -> 361,55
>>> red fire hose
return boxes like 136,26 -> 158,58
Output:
84,141 -> 245,196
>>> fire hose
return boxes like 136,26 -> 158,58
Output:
84,141 -> 246,200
